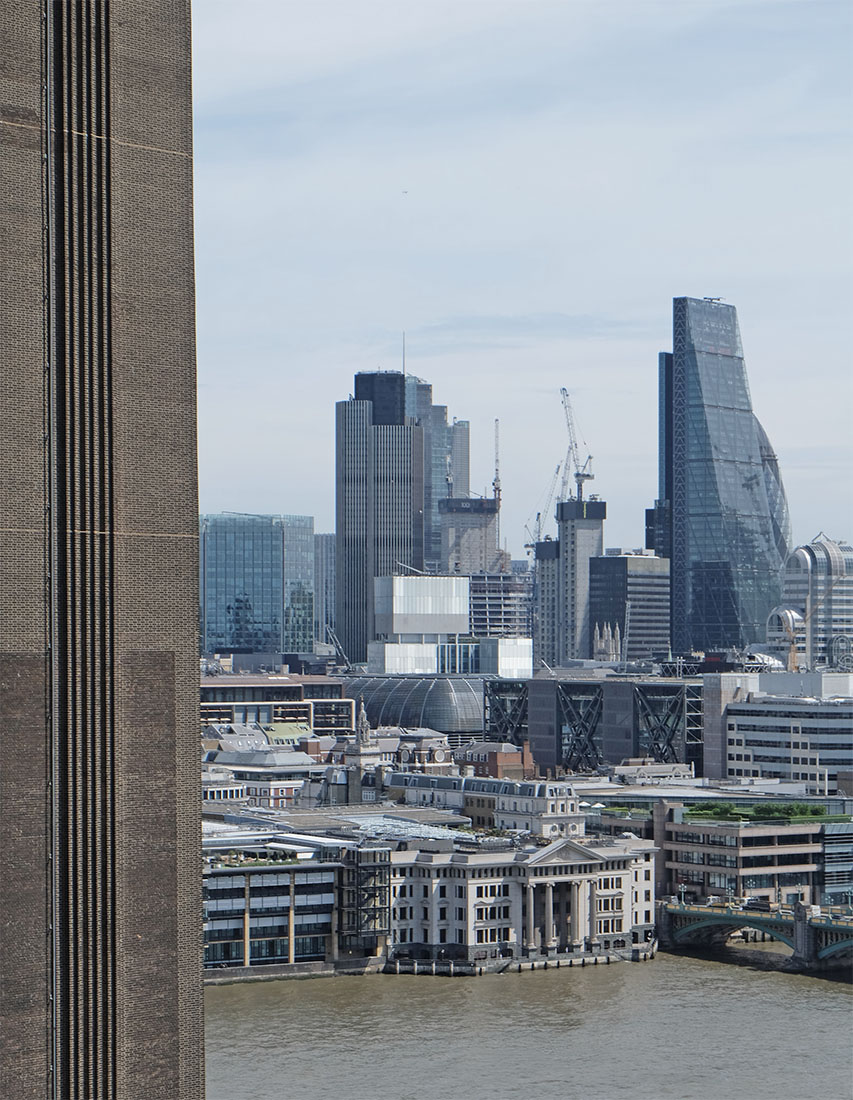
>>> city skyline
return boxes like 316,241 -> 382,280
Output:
192,0 -> 852,558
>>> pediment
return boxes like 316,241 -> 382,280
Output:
526,838 -> 604,867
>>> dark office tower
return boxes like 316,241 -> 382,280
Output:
336,373 -> 425,662
647,298 -> 791,654
0,5 -> 203,1099
589,554 -> 671,661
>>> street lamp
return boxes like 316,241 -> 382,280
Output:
678,883 -> 687,906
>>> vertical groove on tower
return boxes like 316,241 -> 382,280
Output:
46,4 -> 116,1095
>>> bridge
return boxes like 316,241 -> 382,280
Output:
657,900 -> 853,971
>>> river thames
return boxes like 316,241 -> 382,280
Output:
205,946 -> 852,1100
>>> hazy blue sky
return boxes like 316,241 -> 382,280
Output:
192,0 -> 852,558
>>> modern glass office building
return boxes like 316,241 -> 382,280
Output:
200,514 -> 285,653
282,514 -> 315,652
200,513 -> 316,654
648,298 -> 791,654
314,532 -> 336,645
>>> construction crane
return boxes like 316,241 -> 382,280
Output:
559,387 -> 594,502
621,600 -> 632,670
326,626 -> 352,671
524,463 -> 561,551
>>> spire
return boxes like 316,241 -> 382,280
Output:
357,696 -> 371,745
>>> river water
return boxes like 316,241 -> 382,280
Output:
205,945 -> 852,1100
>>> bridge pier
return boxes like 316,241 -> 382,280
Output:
790,903 -> 818,969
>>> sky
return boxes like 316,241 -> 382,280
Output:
192,0 -> 852,559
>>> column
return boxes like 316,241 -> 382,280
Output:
570,881 -> 580,945
526,883 -> 535,950
545,883 -> 555,949
329,894 -> 339,963
588,878 -> 598,946
288,871 -> 296,964
558,883 -> 568,951
578,880 -> 590,944
243,877 -> 252,967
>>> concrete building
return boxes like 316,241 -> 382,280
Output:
723,692 -> 853,795
313,532 -> 336,648
589,552 -> 671,661
766,533 -> 853,670
1,6 -> 203,1096
200,672 -> 355,734
646,297 -> 791,654
450,418 -> 471,499
655,802 -> 823,906
367,574 -> 533,678
439,497 -> 506,575
535,498 -> 607,665
469,571 -> 534,638
701,671 -> 853,787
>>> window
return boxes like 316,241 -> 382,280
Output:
439,885 -> 447,898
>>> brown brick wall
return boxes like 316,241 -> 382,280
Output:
0,3 -> 203,1097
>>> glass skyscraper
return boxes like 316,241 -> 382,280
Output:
200,513 -> 315,654
647,297 -> 791,654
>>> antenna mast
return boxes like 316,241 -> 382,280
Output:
493,418 -> 501,548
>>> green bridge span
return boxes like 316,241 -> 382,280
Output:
657,900 -> 853,970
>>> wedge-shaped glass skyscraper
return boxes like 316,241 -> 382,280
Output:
647,298 -> 791,653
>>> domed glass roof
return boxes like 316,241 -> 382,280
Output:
343,675 -> 485,733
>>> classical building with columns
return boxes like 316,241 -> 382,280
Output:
389,832 -> 655,962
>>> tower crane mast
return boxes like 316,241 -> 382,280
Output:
493,418 -> 501,548
559,387 -> 594,502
